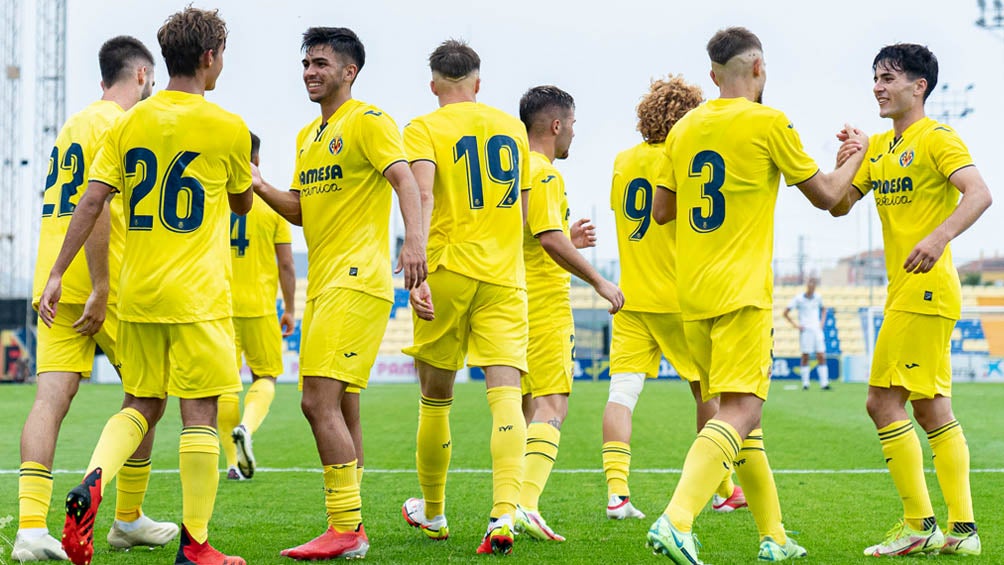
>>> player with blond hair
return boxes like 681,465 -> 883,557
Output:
602,75 -> 746,521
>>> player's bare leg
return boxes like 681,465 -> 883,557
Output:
283,377 -> 368,560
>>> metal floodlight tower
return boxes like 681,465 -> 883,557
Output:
928,83 -> 976,125
976,0 -> 1004,39
1,0 -> 23,297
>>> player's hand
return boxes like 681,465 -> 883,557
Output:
837,123 -> 869,149
280,310 -> 296,337
250,162 -> 264,191
904,230 -> 949,274
836,139 -> 863,168
38,274 -> 63,328
73,288 -> 108,336
570,218 -> 597,249
410,281 -> 435,321
595,279 -> 625,314
395,236 -> 428,290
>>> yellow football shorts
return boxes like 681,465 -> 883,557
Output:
299,287 -> 392,390
118,318 -> 241,399
684,306 -> 772,402
870,309 -> 954,400
610,310 -> 697,381
404,268 -> 528,373
35,302 -> 119,377
522,316 -> 574,397
234,315 -> 284,378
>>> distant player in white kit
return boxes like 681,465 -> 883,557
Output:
783,277 -> 830,390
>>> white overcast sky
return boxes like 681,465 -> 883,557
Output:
49,0 -> 1004,272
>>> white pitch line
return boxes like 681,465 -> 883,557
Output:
1,468 -> 1003,475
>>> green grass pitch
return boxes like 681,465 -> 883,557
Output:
1,380 -> 1001,563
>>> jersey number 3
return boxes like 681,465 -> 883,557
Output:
126,148 -> 205,233
689,150 -> 726,233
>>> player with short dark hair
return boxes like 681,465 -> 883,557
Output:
14,34 -> 177,563
831,42 -> 992,557
645,26 -> 868,563
513,84 -> 623,542
39,7 -> 253,564
251,25 -> 426,560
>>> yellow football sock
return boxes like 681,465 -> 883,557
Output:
416,395 -> 452,518
487,386 -> 525,518
217,392 -> 240,468
324,460 -> 361,533
87,408 -> 148,494
519,422 -> 560,511
716,474 -> 736,500
927,419 -> 974,525
602,441 -> 631,498
179,426 -> 220,544
18,462 -> 52,530
665,419 -> 739,533
734,429 -> 786,544
878,420 -> 933,530
115,458 -> 151,522
241,378 -> 275,434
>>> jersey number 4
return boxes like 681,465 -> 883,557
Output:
125,148 -> 205,233
689,150 -> 726,233
230,213 -> 249,257
453,135 -> 520,209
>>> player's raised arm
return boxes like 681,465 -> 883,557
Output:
796,124 -> 869,210
38,180 -> 114,326
251,163 -> 302,226
903,165 -> 992,274
386,161 -> 428,289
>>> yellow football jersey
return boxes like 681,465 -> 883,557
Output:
33,100 -> 126,306
231,193 -> 293,317
292,98 -> 404,303
611,141 -> 678,313
89,90 -> 252,323
852,117 -> 968,319
661,98 -> 819,320
403,101 -> 530,289
524,151 -> 571,325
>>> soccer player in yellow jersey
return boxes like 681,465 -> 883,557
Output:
251,27 -> 426,560
512,85 -> 623,542
602,76 -> 746,522
645,27 -> 868,564
219,132 -> 296,481
830,44 -> 992,557
14,36 -> 179,562
38,8 -> 252,565
399,40 -> 530,556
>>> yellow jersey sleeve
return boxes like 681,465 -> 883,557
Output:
227,127 -> 253,194
527,167 -> 566,236
765,114 -> 819,186
928,125 -> 974,179
274,213 -> 292,245
290,120 -> 316,191
403,120 -> 435,163
852,138 -> 876,195
357,109 -> 407,173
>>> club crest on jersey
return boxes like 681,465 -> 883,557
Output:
329,135 -> 344,155
899,149 -> 914,167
